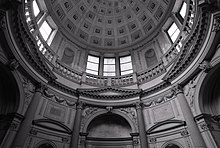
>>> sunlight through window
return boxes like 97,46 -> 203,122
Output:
39,21 -> 52,41
167,23 -> 180,42
86,55 -> 100,75
33,0 -> 40,17
120,56 -> 133,75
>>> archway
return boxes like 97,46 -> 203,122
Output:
199,63 -> 220,115
198,63 -> 220,146
85,113 -> 133,147
0,62 -> 19,144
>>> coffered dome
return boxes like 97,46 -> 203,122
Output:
45,0 -> 174,51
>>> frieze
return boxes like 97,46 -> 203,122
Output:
143,91 -> 175,108
43,89 -> 76,107
78,87 -> 141,100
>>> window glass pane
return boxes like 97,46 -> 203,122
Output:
120,63 -> 132,71
167,23 -> 180,42
120,55 -> 133,75
86,69 -> 98,75
180,2 -> 187,18
87,62 -> 99,70
120,56 -> 132,63
33,0 -> 40,17
104,58 -> 115,64
86,55 -> 99,75
104,65 -> 115,72
88,55 -> 99,63
104,72 -> 115,76
168,23 -> 178,36
121,70 -> 133,75
171,29 -> 180,42
39,21 -> 52,41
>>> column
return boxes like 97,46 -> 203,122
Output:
70,101 -> 83,148
1,113 -> 23,148
172,84 -> 206,148
136,102 -> 149,148
12,83 -> 45,147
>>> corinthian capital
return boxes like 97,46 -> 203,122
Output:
171,84 -> 183,95
35,83 -> 47,94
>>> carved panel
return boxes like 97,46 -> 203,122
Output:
44,101 -> 67,122
152,102 -> 174,123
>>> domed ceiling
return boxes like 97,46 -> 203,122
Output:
45,0 -> 174,51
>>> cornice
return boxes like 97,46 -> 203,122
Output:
163,5 -> 212,82
7,5 -> 57,82
78,87 -> 141,100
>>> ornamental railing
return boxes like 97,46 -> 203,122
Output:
22,0 -> 198,87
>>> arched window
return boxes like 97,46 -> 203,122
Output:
145,49 -> 158,67
61,48 -> 74,66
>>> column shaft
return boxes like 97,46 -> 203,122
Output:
174,85 -> 206,148
136,103 -> 149,148
12,84 -> 44,147
70,102 -> 83,148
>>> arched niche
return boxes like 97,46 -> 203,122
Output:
87,113 -> 132,138
162,141 -> 183,148
145,48 -> 158,67
199,63 -> 220,115
0,62 -> 19,144
34,140 -> 56,148
61,47 -> 74,66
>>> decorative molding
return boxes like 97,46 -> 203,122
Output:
199,60 -> 212,72
120,107 -> 137,124
78,87 -> 141,100
171,84 -> 183,95
8,59 -> 19,70
180,129 -> 189,137
43,89 -> 76,107
143,91 -> 175,108
147,120 -> 186,134
213,16 -> 220,31
32,119 -> 72,134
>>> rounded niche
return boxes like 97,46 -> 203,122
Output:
87,113 -> 132,138
199,63 -> 220,115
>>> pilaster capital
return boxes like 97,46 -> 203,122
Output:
199,60 -> 212,72
35,83 -> 47,94
8,59 -> 19,71
135,102 -> 143,110
76,101 -> 84,110
171,84 -> 183,95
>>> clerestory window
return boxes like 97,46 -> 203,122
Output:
167,22 -> 180,43
120,55 -> 133,75
103,58 -> 116,76
86,55 -> 100,75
